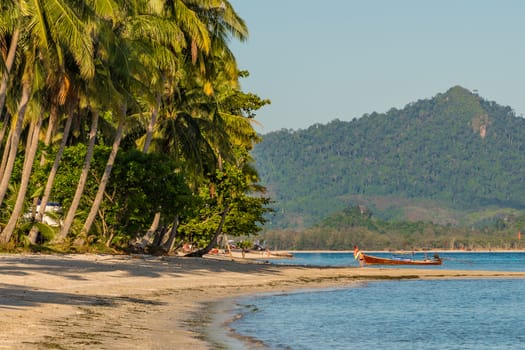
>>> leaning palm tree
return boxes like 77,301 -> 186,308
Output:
28,103 -> 75,244
0,103 -> 43,242
29,73 -> 74,220
0,0 -> 95,244
0,55 -> 33,210
78,9 -> 142,238
0,29 -> 20,123
33,0 -> 119,242
0,1 -> 21,121
106,0 -> 221,248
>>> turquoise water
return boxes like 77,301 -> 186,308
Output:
223,253 -> 525,349
273,251 -> 525,271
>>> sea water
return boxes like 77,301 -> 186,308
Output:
217,253 -> 525,349
273,251 -> 525,271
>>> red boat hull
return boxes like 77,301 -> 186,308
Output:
360,253 -> 442,266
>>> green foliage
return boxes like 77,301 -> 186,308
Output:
103,150 -> 191,247
262,206 -> 523,251
253,86 -> 525,228
0,0 -> 269,251
179,161 -> 271,248
52,145 -> 191,247
35,222 -> 57,242
237,239 -> 252,250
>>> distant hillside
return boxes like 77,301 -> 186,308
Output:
253,86 -> 525,228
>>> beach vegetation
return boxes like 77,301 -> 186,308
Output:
0,0 -> 270,253
262,205 -> 525,251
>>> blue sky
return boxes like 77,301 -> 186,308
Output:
229,0 -> 525,133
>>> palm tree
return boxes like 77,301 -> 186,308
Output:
0,0 -> 96,244
0,0 -> 257,248
0,1 -> 21,120
0,108 -> 42,243
55,108 -> 98,242
102,0 -> 225,248
31,0 -> 120,242
29,104 -> 75,243
0,27 -> 20,122
80,106 -> 127,238
134,1 -> 250,252
79,0 -> 211,238
78,2 -> 144,239
0,59 -> 32,208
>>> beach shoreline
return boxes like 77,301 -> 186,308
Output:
2,253 -> 525,349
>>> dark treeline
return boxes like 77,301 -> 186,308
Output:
261,206 -> 525,251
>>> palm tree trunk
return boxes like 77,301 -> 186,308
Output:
135,211 -> 161,249
0,80 -> 31,207
0,113 -> 10,152
81,107 -> 126,237
162,215 -> 180,253
0,127 -> 12,179
185,204 -> 229,257
28,103 -> 60,222
55,110 -> 99,242
141,93 -> 163,249
29,110 -> 74,244
43,104 -> 59,150
0,27 -> 20,120
143,91 -> 161,153
0,114 -> 42,244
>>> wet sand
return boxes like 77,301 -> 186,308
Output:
1,253 -> 525,349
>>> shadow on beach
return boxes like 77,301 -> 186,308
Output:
0,254 -> 285,310
0,282 -> 164,309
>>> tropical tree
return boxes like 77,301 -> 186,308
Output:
0,0 -> 95,244
123,0 -> 248,250
0,105 -> 42,242
183,156 -> 270,256
0,24 -> 19,122
0,0 -> 269,252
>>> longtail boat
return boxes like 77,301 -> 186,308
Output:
359,252 -> 442,266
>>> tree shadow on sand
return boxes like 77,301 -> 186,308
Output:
0,254 -> 289,311
0,254 -> 285,280
0,282 -> 164,310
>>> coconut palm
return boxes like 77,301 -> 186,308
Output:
0,58 -> 33,209
93,0 -> 228,247
29,0 -> 119,241
0,0 -> 96,244
0,0 -> 260,248
0,29 -> 19,123
0,107 -> 42,242
79,2 -> 157,238
0,1 -> 21,121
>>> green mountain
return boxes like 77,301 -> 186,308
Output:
253,86 -> 525,228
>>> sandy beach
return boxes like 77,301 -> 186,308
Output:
2,253 -> 525,349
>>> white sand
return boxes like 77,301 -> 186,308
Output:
1,253 -> 525,349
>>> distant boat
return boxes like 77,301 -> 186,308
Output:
359,252 -> 442,266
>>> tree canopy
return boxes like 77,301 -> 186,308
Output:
0,0 -> 270,253
253,86 -> 525,228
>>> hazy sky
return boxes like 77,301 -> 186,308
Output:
229,0 -> 525,133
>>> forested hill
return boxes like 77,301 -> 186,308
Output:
253,86 -> 525,228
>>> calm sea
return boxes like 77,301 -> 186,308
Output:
212,252 -> 525,349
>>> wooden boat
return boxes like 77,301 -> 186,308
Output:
359,252 -> 442,266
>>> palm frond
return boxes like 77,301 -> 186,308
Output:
172,0 -> 211,54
